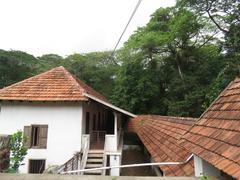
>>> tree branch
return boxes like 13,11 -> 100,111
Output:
205,0 -> 228,33
197,31 -> 219,49
207,11 -> 228,33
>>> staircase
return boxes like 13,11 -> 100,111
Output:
84,150 -> 105,175
58,134 -> 107,175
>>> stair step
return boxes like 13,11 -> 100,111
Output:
88,153 -> 103,158
86,164 -> 103,168
87,159 -> 103,163
89,150 -> 104,154
84,170 -> 102,175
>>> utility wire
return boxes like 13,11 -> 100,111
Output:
110,0 -> 143,65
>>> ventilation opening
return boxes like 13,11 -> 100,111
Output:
29,160 -> 45,174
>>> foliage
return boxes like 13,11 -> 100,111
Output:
177,0 -> 240,54
111,7 -> 222,116
7,131 -> 28,173
0,0 -> 239,117
64,51 -> 118,97
0,50 -> 37,88
200,174 -> 211,180
204,55 -> 240,108
35,54 -> 64,73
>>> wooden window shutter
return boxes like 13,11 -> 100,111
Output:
39,125 -> 48,149
23,126 -> 31,148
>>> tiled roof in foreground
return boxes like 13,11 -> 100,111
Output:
0,66 -> 108,102
179,77 -> 240,179
128,115 -> 197,176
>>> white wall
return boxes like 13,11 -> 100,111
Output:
105,135 -> 117,152
194,155 -> 221,177
0,102 -> 83,173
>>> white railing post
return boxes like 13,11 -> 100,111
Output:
102,135 -> 107,175
114,112 -> 118,151
80,135 -> 90,175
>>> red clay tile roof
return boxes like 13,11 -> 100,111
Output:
179,77 -> 240,179
0,66 -> 108,102
128,115 -> 197,176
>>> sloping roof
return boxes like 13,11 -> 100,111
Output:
0,66 -> 108,102
84,93 -> 136,117
179,77 -> 240,179
128,115 -> 197,176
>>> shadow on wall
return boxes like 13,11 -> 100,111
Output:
0,135 -> 10,172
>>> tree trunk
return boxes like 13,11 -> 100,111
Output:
176,53 -> 184,81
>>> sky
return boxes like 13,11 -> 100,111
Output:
0,0 -> 176,57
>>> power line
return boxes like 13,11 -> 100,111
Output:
110,0 -> 143,65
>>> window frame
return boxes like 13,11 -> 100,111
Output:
24,124 -> 48,149
28,159 -> 46,174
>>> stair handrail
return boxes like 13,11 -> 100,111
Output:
80,134 -> 90,175
57,151 -> 81,174
102,135 -> 107,175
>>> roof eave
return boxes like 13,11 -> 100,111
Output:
83,93 -> 137,118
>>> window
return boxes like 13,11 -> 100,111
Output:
29,159 -> 45,174
24,125 -> 48,149
31,126 -> 40,147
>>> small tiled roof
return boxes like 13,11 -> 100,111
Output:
0,66 -> 108,102
128,115 -> 197,176
179,77 -> 240,179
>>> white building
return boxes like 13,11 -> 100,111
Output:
0,66 -> 136,175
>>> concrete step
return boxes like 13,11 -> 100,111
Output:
87,159 -> 103,163
86,164 -> 103,168
89,150 -> 104,154
88,153 -> 103,158
84,170 -> 102,175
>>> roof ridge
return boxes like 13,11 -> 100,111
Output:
137,114 -> 197,121
0,66 -> 62,92
0,66 -> 110,102
0,66 -> 109,102
59,67 -> 87,95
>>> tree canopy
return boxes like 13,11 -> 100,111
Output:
0,0 -> 239,117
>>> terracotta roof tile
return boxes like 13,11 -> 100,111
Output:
128,115 -> 197,176
180,77 -> 240,179
0,66 -> 108,102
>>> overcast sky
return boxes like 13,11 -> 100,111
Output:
0,0 -> 175,57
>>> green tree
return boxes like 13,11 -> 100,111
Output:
64,51 -> 119,98
177,0 -> 240,54
8,131 -> 28,173
0,50 -> 36,88
36,54 -> 64,73
112,7 -> 221,116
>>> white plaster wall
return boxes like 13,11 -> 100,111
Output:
0,102 -> 83,173
202,159 -> 221,177
194,155 -> 221,177
105,135 -> 117,152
